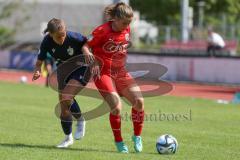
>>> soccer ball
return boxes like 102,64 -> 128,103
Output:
20,76 -> 28,84
156,134 -> 178,154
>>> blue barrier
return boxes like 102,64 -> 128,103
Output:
9,51 -> 38,71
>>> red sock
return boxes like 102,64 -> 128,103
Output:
109,113 -> 123,142
132,108 -> 144,136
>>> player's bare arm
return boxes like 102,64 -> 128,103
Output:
32,60 -> 43,81
82,44 -> 94,64
82,44 -> 100,78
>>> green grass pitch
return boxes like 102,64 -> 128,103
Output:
0,81 -> 239,160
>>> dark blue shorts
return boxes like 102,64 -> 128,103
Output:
57,66 -> 91,91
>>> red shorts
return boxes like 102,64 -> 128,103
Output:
94,67 -> 136,97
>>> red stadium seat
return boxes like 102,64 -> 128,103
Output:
161,40 -> 238,55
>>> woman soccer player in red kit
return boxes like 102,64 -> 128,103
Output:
82,2 -> 144,153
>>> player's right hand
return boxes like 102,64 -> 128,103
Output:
85,53 -> 95,64
32,70 -> 41,81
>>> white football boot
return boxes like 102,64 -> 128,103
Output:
74,116 -> 85,140
56,134 -> 74,148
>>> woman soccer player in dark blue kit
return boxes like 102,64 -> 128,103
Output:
32,18 -> 93,148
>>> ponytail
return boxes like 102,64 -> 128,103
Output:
43,18 -> 65,34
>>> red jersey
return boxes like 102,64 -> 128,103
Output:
87,21 -> 130,69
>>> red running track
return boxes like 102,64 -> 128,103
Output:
0,69 -> 238,101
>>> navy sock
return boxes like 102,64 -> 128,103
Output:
70,99 -> 82,119
60,116 -> 72,135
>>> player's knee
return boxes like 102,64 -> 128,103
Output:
60,93 -> 74,101
60,99 -> 72,118
105,92 -> 122,115
60,108 -> 71,118
109,100 -> 122,115
60,99 -> 72,107
134,98 -> 144,110
111,106 -> 121,115
110,97 -> 122,115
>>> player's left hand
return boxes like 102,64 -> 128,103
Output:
32,70 -> 41,81
91,61 -> 100,79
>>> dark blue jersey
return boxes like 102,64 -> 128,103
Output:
38,31 -> 86,66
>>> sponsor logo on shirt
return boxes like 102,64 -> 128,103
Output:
103,39 -> 131,53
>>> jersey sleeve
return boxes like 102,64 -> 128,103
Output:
37,38 -> 48,61
87,26 -> 105,48
72,32 -> 87,46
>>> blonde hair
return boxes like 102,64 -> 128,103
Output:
104,2 -> 133,21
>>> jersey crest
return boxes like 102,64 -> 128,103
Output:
125,33 -> 130,41
67,46 -> 74,56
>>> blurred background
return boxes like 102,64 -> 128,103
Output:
0,0 -> 240,86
